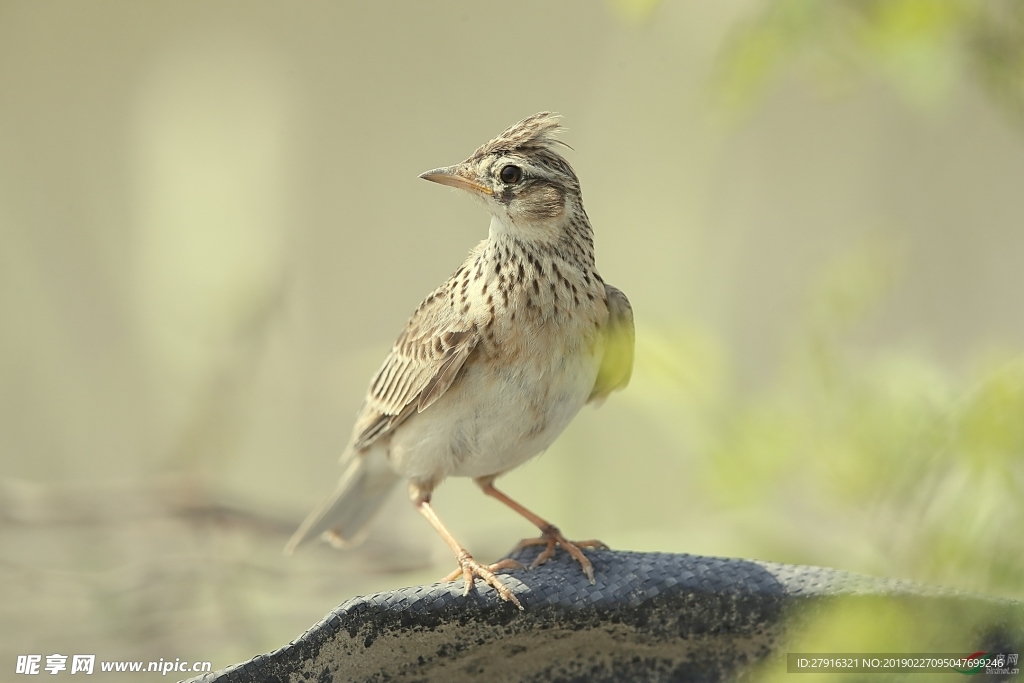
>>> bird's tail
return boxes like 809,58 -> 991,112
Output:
284,447 -> 401,555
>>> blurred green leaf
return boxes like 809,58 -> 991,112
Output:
714,0 -> 1024,126
607,0 -> 663,25
714,0 -> 831,113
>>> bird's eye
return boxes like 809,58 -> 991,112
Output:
499,165 -> 522,184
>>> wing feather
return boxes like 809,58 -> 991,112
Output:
588,283 -> 634,404
418,342 -> 474,412
351,287 -> 478,451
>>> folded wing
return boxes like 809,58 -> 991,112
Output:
351,288 -> 479,451
588,283 -> 634,404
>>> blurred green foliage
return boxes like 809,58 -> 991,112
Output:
612,0 -> 1024,613
590,0 -> 1024,667
714,0 -> 1024,123
608,0 -> 665,25
636,241 -> 1024,600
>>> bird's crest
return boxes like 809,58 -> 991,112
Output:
472,112 -> 567,158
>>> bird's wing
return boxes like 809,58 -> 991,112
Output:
350,286 -> 479,451
588,283 -> 634,404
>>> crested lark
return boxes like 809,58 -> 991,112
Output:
286,112 -> 634,609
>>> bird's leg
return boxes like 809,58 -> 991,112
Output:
476,477 -> 608,584
410,482 -> 524,610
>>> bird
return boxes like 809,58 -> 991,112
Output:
285,112 -> 634,610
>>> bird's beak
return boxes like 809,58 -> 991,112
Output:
419,165 -> 493,196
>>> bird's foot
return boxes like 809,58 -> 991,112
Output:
513,528 -> 608,584
441,553 -> 525,610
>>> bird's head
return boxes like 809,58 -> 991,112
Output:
419,113 -> 583,238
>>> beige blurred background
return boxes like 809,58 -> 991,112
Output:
2,0 -> 1023,677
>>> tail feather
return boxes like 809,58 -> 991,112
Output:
284,449 -> 400,555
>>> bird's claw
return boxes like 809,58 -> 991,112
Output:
441,553 -> 524,610
513,528 -> 607,584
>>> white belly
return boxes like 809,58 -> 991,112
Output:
386,337 -> 600,484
